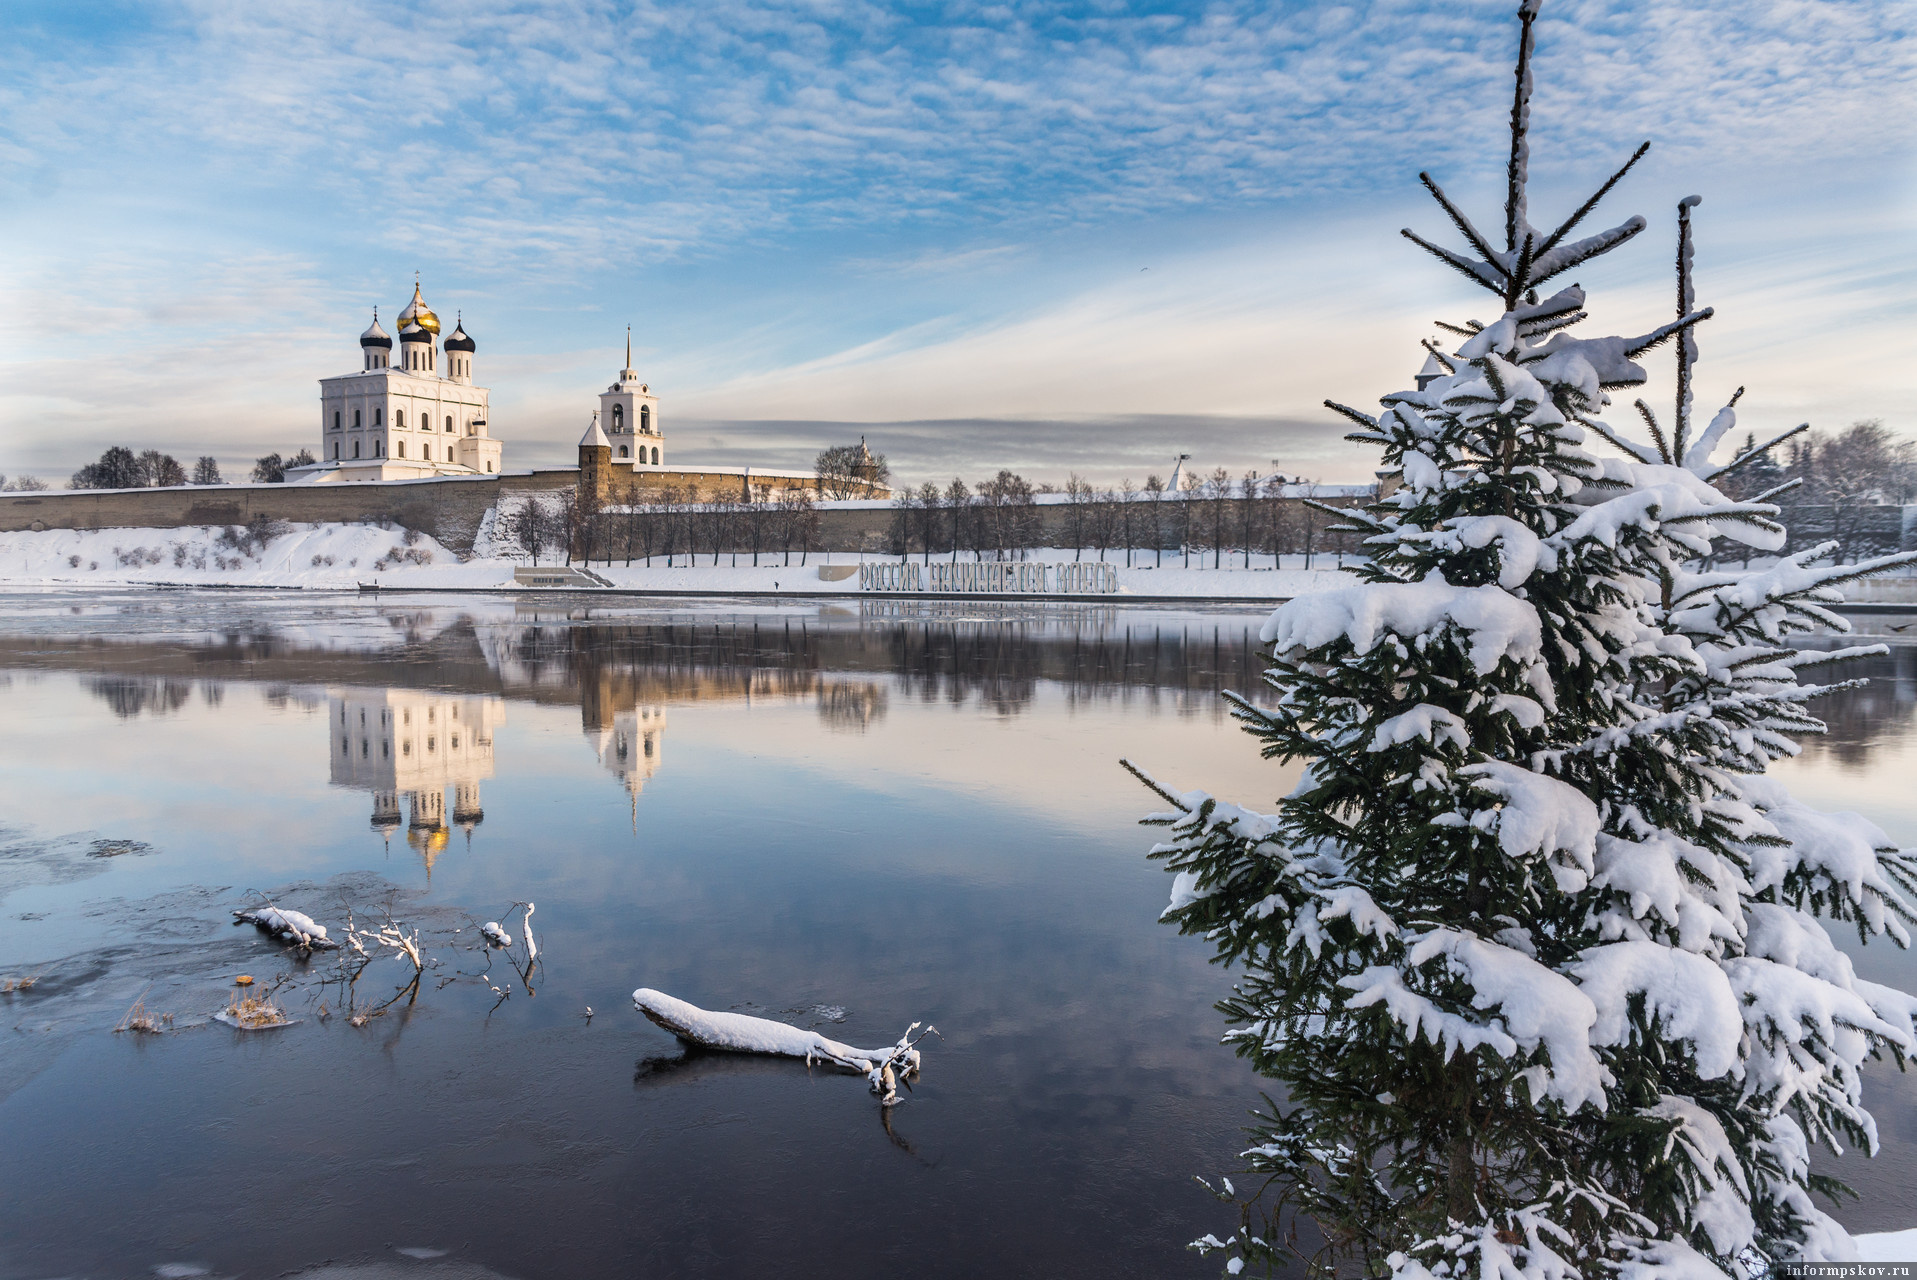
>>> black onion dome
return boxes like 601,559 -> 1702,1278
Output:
360,311 -> 392,349
444,318 -> 475,353
398,323 -> 432,343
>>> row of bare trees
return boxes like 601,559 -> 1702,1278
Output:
492,486 -> 825,567
889,468 -> 1367,567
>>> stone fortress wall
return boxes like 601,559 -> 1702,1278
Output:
0,469 -> 894,555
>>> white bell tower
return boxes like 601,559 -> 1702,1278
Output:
598,327 -> 663,469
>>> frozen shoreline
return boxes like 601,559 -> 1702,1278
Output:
0,521 -> 1361,601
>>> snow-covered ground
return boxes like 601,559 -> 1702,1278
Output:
0,523 -> 1358,598
1857,1229 -> 1917,1259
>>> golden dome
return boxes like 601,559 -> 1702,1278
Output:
396,282 -> 441,336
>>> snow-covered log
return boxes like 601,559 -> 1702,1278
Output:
631,988 -> 932,1104
480,922 -> 512,948
233,906 -> 339,950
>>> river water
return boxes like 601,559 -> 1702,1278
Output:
0,590 -> 1911,1278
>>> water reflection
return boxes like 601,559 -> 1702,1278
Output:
2,592 -> 1913,1273
328,689 -> 504,866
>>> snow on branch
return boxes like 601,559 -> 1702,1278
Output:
632,988 -> 935,1105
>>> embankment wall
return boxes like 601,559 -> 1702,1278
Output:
0,472 -> 581,553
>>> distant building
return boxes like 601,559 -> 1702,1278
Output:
600,328 -> 665,469
303,282 -> 504,482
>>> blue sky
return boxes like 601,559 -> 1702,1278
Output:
1,0 -> 1912,487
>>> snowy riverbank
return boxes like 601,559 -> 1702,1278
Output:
0,522 -> 1361,599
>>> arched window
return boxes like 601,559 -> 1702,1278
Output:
396,409 -> 405,429
376,440 -> 383,457
353,440 -> 361,458
332,441 -> 339,459
397,441 -> 405,458
651,447 -> 659,464
333,411 -> 341,430
375,406 -> 383,426
618,446 -> 628,458
423,443 -> 432,461
486,462 -> 493,473
640,405 -> 650,432
446,415 -> 453,432
354,409 -> 362,428
612,405 -> 623,432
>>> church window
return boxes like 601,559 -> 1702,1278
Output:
486,462 -> 493,473
396,409 -> 405,429
397,441 -> 405,458
375,440 -> 383,456
651,447 -> 660,464
640,405 -> 650,432
354,409 -> 361,428
353,440 -> 360,458
618,446 -> 628,458
332,441 -> 339,459
375,407 -> 383,426
333,411 -> 341,430
612,405 -> 623,432
423,443 -> 432,461
446,415 -> 453,432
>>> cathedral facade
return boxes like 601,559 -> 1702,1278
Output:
308,283 -> 504,482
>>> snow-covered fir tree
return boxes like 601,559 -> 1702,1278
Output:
1132,3 -> 1917,1274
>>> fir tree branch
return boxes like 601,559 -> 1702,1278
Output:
1579,415 -> 1658,464
1622,308 -> 1713,360
1504,0 -> 1539,254
1530,142 -> 1652,262
1745,477 -> 1803,505
1400,229 -> 1506,294
1120,758 -> 1190,811
1707,422 -> 1808,482
1418,172 -> 1504,268
1434,319 -> 1482,338
1634,400 -> 1672,464
1325,400 -> 1381,430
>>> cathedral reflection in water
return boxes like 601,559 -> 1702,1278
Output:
327,686 -> 666,870
328,689 -> 505,870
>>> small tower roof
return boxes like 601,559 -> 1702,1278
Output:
1417,351 -> 1445,379
444,313 -> 475,353
360,309 -> 392,349
580,412 -> 611,449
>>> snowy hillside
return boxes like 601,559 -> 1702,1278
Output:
0,521 -> 1361,598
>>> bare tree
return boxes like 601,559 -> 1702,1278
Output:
1143,474 -> 1165,567
1205,468 -> 1232,569
1064,474 -> 1094,561
944,478 -> 971,561
1238,471 -> 1262,568
1118,479 -> 1139,567
814,441 -> 891,499
191,456 -> 224,486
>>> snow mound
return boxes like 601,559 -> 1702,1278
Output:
1261,573 -> 1541,676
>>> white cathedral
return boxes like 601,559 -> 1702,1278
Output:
306,283 -> 505,482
